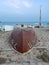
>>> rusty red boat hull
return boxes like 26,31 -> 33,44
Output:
10,28 -> 37,53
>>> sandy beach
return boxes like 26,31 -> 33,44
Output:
0,28 -> 49,65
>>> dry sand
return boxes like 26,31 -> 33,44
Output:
0,28 -> 49,65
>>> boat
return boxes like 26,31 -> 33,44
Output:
9,26 -> 37,53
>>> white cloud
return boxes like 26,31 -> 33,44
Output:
2,0 -> 23,14
1,0 -> 32,15
3,0 -> 20,8
22,1 -> 32,8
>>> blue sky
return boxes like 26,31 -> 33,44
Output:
0,0 -> 49,22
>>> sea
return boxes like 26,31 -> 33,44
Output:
0,21 -> 49,27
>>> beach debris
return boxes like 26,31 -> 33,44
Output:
9,28 -> 37,53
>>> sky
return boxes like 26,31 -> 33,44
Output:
0,0 -> 49,22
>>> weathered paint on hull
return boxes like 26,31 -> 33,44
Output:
10,28 -> 37,53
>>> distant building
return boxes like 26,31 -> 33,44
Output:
1,25 -> 14,31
